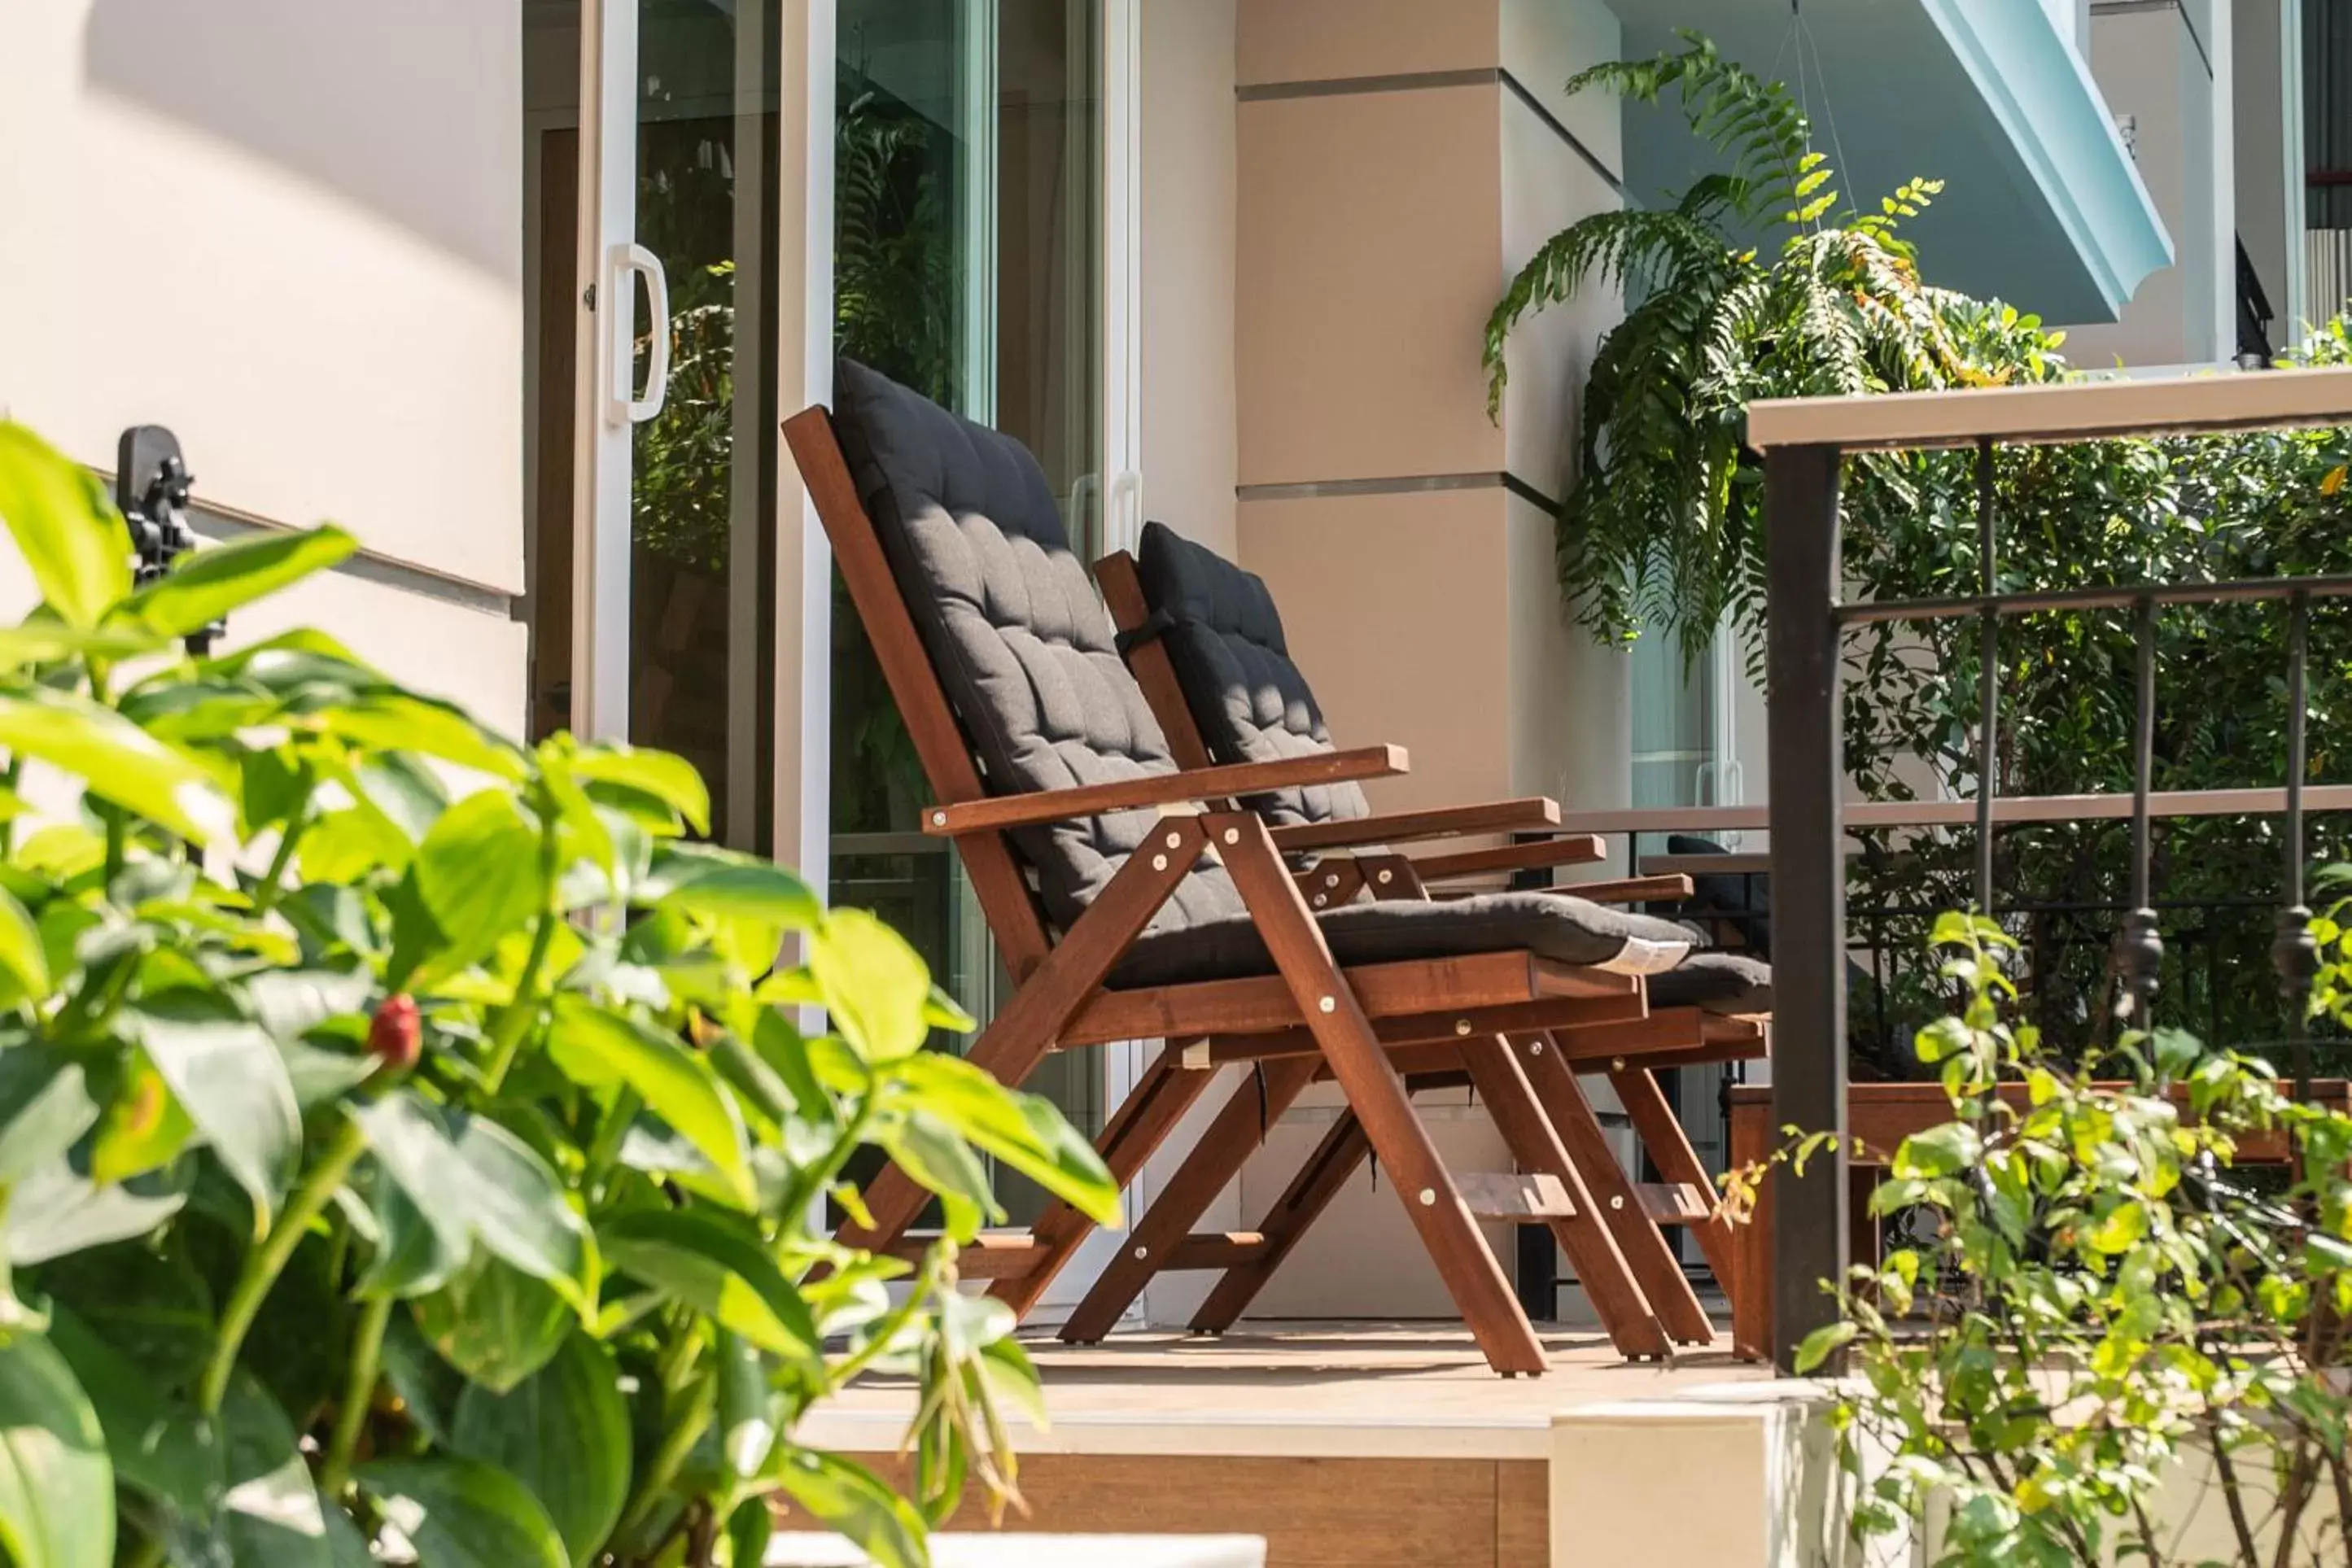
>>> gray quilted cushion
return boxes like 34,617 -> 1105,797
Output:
1650,952 -> 1773,1015
1108,892 -> 1693,989
1134,520 -> 1368,828
832,360 -> 1246,934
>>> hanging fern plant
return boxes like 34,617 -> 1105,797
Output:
1484,33 -> 2066,662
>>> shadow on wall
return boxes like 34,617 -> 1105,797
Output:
82,0 -> 521,279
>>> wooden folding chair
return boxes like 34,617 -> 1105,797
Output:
786,361 -> 1728,1374
1065,524 -> 1773,1350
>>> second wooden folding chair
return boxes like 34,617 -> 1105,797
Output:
1053,522 -> 1772,1352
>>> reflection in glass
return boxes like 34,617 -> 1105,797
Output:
832,1 -> 1104,1221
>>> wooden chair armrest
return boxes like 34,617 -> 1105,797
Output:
1410,836 -> 1607,881
1553,874 -> 1694,905
924,745 -> 1408,836
1269,797 -> 1562,852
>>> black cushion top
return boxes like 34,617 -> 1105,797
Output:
1108,890 -> 1693,989
1134,520 -> 1367,829
1648,951 -> 1773,1015
831,360 -> 1246,935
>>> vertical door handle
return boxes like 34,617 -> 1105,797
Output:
607,242 -> 671,426
1108,469 -> 1141,549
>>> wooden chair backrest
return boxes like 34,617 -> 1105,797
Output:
783,405 -> 1052,979
1095,550 -> 1216,771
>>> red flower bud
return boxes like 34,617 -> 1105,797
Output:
368,994 -> 422,1072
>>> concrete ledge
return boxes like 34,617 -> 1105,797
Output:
1549,1381 -> 1883,1568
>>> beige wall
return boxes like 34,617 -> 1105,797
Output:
0,0 -> 528,732
1142,0 -> 1240,560
2066,0 -> 2234,367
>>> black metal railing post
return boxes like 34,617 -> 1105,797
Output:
2115,597 -> 2163,1029
1765,442 -> 1850,1374
1974,438 -> 1999,915
2277,591 -> 2318,1098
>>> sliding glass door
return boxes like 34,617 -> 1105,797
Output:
526,0 -> 780,853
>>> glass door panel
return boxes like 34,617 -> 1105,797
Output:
830,0 -> 1108,1230
527,0 -> 779,850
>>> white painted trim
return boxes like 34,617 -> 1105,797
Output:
577,0 -> 636,743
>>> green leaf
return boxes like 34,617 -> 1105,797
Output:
547,998 -> 754,1208
216,1376 -> 332,1566
6,1160 -> 187,1264
715,1329 -> 776,1478
0,1055 -> 98,1186
412,1258 -> 570,1395
414,790 -> 548,979
772,1449 -> 926,1568
1890,1122 -> 1980,1181
355,1455 -> 567,1568
811,909 -> 932,1061
569,744 -> 711,836
112,526 -> 358,640
0,622 -> 165,672
890,1053 -> 1117,1225
0,688 -> 234,845
355,1181 -> 466,1301
450,1333 -> 630,1568
348,1094 -> 597,1313
125,995 -> 301,1233
725,1498 -> 772,1568
44,1306 -> 220,1518
0,423 -> 133,631
0,886 -> 50,1008
0,1328 -> 115,1568
312,695 -> 527,783
643,843 -> 820,930
599,1208 -> 817,1358
1791,1320 -> 1857,1375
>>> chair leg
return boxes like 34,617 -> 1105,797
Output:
1060,1055 -> 1322,1344
1188,1107 -> 1371,1334
993,1045 -> 1222,1316
837,816 -> 1210,1255
1506,1036 -> 1712,1346
1213,810 -> 1549,1377
1608,1065 -> 1739,1303
1456,1041 -> 1673,1360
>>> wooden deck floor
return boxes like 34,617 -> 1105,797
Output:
801,1321 -> 1772,1568
803,1320 -> 1768,1461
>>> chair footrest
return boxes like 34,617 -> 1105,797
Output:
1458,1172 -> 1577,1221
1637,1181 -> 1716,1225
881,1233 -> 1048,1280
1163,1232 -> 1270,1270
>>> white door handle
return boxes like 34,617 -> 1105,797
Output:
1108,469 -> 1141,549
607,242 -> 671,426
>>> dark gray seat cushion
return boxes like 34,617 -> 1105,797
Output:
1109,891 -> 1692,989
832,360 -> 1246,937
1134,520 -> 1366,828
1649,952 -> 1773,1015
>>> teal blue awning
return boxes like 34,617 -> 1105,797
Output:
1614,0 -> 2173,322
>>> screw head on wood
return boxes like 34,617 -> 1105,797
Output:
1152,854 -> 1168,871
1611,1057 -> 1625,1072
1609,1195 -> 1624,1211
1529,1040 -> 1544,1055
1323,872 -> 1340,888
1166,830 -> 1183,849
1376,869 -> 1392,884
1222,828 -> 1240,845
1313,894 -> 1327,908
1417,1188 -> 1436,1206
1318,996 -> 1336,1014
1133,1245 -> 1149,1260
1454,1019 -> 1471,1036
932,810 -> 946,826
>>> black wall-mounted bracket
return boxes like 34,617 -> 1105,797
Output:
115,425 -> 221,655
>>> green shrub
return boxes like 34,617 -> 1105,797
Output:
0,421 -> 1115,1567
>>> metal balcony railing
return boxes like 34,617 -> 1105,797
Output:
1751,367 -> 2352,1373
